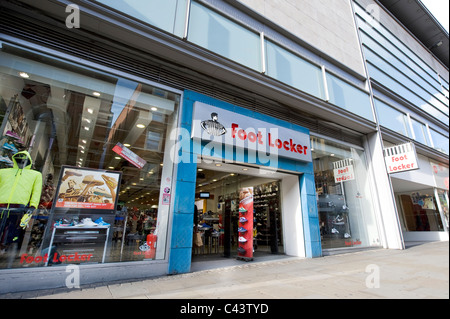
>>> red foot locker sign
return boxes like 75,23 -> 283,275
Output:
384,143 -> 419,174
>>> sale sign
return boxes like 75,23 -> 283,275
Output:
384,143 -> 419,174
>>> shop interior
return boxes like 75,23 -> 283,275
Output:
192,162 -> 290,263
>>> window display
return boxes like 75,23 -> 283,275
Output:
0,47 -> 179,269
312,137 -> 380,250
398,190 -> 445,232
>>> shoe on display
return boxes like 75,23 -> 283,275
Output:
333,215 -> 345,225
331,228 -> 339,234
0,156 -> 13,166
239,217 -> 248,223
238,207 -> 247,213
94,217 -> 110,226
238,236 -> 247,243
237,247 -> 246,254
2,142 -> 18,154
344,233 -> 351,238
76,218 -> 98,227
238,227 -> 247,233
200,223 -> 211,229
5,131 -> 21,141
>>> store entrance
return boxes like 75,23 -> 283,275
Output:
192,163 -> 289,264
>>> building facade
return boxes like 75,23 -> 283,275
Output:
0,0 -> 447,293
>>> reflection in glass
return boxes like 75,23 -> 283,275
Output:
0,49 -> 179,269
188,1 -> 261,71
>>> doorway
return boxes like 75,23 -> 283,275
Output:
192,162 -> 302,265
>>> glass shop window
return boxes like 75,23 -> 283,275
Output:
0,47 -> 179,269
311,137 -> 381,250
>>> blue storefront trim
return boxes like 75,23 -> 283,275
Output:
168,90 -> 321,274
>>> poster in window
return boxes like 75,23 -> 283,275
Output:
54,166 -> 121,210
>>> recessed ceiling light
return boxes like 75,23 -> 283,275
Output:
215,164 -> 222,167
123,143 -> 131,147
108,166 -> 114,169
87,108 -> 94,114
136,124 -> 146,128
93,91 -> 101,97
84,126 -> 90,131
115,156 -> 121,160
151,107 -> 157,111
242,168 -> 249,171
19,72 -> 30,78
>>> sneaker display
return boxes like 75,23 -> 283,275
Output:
94,217 -> 110,226
2,142 -> 18,153
331,228 -> 339,234
238,227 -> 247,233
239,217 -> 248,223
237,247 -> 246,254
344,233 -> 351,238
333,215 -> 345,225
0,155 -> 13,166
238,207 -> 247,213
75,218 -> 98,227
238,236 -> 247,243
5,131 -> 21,141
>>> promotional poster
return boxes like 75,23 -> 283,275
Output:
54,166 -> 121,210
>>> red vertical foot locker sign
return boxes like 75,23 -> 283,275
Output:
238,187 -> 254,261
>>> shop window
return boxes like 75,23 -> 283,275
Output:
398,190 -> 444,232
188,1 -> 261,71
0,48 -> 179,269
410,118 -> 430,146
311,137 -> 380,250
265,40 -> 325,100
437,190 -> 449,230
326,72 -> 373,121
374,99 -> 411,136
96,0 -> 188,37
429,128 -> 449,155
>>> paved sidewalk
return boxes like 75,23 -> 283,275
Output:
1,241 -> 448,299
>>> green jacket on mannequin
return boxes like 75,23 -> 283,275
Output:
0,151 -> 42,209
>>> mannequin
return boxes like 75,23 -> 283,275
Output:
0,151 -> 42,254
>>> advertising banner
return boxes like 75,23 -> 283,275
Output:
238,187 -> 254,261
55,166 -> 121,210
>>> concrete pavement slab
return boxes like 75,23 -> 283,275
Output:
0,241 -> 447,299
